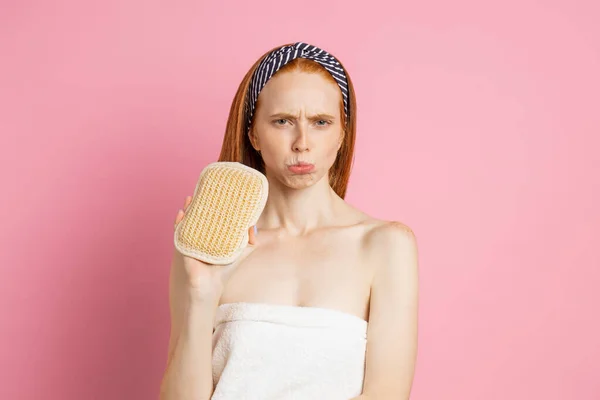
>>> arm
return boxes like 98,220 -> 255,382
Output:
353,222 -> 420,400
159,251 -> 218,400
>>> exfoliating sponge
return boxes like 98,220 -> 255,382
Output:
174,161 -> 268,265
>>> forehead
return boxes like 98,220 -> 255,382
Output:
257,71 -> 341,113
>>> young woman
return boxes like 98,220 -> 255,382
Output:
160,42 -> 419,400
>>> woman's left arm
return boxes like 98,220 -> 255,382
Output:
351,222 -> 420,400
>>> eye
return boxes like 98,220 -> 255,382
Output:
316,120 -> 331,126
274,119 -> 288,125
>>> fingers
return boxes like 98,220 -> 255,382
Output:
248,225 -> 257,245
174,210 -> 184,231
174,196 -> 192,231
183,196 -> 192,211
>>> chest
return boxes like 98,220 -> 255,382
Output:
219,229 -> 374,319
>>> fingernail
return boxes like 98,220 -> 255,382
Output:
253,225 -> 258,236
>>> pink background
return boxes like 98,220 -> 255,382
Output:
1,0 -> 599,399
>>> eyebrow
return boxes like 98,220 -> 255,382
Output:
269,112 -> 336,120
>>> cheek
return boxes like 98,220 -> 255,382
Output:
326,143 -> 339,162
260,129 -> 287,153
326,130 -> 343,154
315,135 -> 339,168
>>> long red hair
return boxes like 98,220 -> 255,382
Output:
217,44 -> 357,199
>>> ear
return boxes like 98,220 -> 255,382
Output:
248,127 -> 260,152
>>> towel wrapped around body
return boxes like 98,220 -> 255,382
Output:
211,302 -> 368,400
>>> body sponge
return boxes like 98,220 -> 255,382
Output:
174,162 -> 268,265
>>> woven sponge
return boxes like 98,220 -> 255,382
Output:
174,162 -> 268,265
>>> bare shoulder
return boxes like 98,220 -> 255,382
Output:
352,210 -> 417,250
340,202 -> 417,252
356,216 -> 419,277
364,219 -> 417,249
335,201 -> 418,277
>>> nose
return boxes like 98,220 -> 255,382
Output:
292,124 -> 310,152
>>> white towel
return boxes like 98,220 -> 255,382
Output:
211,302 -> 368,400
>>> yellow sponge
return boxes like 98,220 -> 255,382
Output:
174,162 -> 268,265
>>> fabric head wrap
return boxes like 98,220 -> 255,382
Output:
245,42 -> 350,132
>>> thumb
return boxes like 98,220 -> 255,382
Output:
233,225 -> 258,266
248,225 -> 258,245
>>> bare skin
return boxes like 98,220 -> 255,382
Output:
160,70 -> 419,400
160,199 -> 257,400
172,185 -> 381,325
218,193 -> 381,321
219,70 -> 389,320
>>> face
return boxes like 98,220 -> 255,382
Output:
249,70 -> 344,190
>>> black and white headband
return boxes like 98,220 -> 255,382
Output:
245,42 -> 349,132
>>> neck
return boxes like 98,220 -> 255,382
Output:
258,172 -> 341,236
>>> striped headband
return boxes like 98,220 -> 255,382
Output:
245,42 -> 350,132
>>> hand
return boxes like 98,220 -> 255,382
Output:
172,195 -> 258,303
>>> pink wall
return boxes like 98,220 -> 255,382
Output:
1,1 -> 599,399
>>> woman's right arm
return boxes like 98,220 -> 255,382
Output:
159,248 -> 220,400
159,196 -> 257,400
159,196 -> 223,400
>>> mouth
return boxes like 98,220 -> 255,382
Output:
287,162 -> 315,174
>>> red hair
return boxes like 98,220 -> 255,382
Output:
217,44 -> 357,199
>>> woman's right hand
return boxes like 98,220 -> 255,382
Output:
172,195 -> 258,303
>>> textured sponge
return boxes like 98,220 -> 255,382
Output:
174,162 -> 268,265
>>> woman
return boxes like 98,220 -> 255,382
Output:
160,42 -> 419,400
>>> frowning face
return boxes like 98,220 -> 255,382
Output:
249,70 -> 344,190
